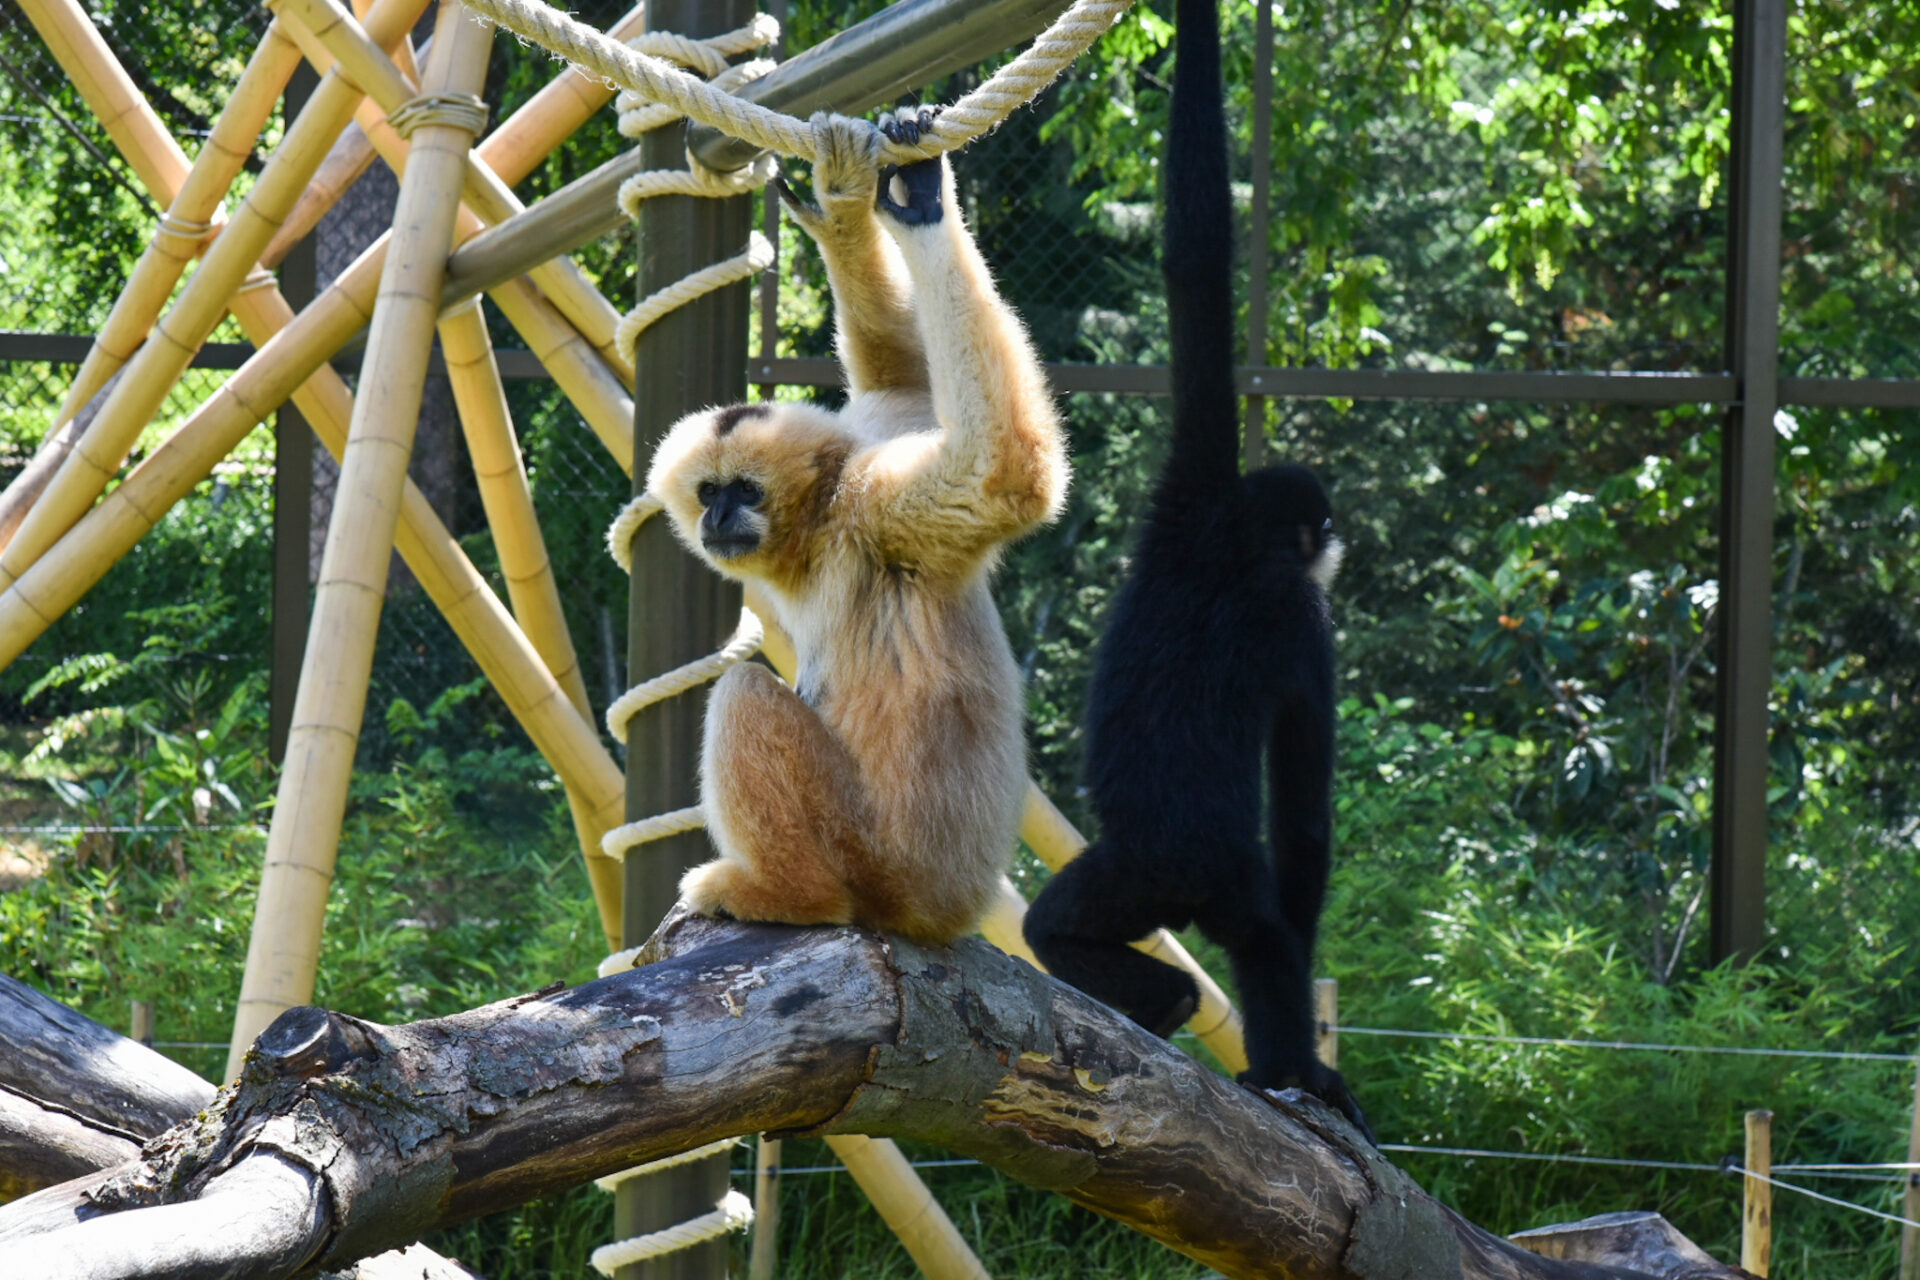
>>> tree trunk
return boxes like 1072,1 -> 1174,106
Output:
0,916 -> 1751,1280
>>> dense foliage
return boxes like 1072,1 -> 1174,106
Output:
1,0 -> 1916,1276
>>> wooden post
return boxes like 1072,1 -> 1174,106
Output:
1901,1051 -> 1919,1280
127,1001 -> 153,1047
748,1137 -> 780,1280
227,0 -> 495,1079
1315,978 -> 1338,1070
1742,1109 -> 1772,1277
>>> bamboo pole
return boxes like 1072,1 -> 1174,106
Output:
487,275 -> 636,470
0,0 -> 435,597
1902,1051 -> 1919,1280
749,1137 -> 781,1280
439,298 -> 609,910
11,0 -> 191,203
1742,1108 -> 1772,1277
825,1136 -> 989,1280
272,0 -> 633,386
0,15 -> 303,556
263,2 -> 643,269
227,0 -> 497,1078
1315,977 -> 1338,1070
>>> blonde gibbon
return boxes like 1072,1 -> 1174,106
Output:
644,110 -> 1067,946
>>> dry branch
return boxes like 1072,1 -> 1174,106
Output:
0,917 -> 1747,1280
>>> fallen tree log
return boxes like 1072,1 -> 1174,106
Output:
0,913 -> 1749,1280
0,973 -> 217,1200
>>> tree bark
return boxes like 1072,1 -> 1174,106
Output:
0,916 -> 1750,1280
0,973 -> 217,1203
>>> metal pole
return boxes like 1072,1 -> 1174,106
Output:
271,62 -> 319,766
1710,0 -> 1786,965
615,0 -> 753,1273
1241,0 -> 1273,470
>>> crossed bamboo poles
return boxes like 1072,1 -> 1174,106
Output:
2,0 -> 1253,1169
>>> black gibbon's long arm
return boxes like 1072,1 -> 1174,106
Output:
1162,0 -> 1239,498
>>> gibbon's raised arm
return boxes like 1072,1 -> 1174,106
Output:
1161,0 -> 1240,499
779,115 -> 929,399
862,138 -> 1066,574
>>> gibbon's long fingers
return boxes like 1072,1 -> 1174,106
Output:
687,663 -> 867,928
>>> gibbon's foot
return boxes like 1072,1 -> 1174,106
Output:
1240,1063 -> 1376,1144
877,108 -> 944,225
1127,966 -> 1202,1040
1143,989 -> 1199,1039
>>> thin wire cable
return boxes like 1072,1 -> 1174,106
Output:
1378,1143 -> 1724,1174
1338,1025 -> 1917,1064
1727,1165 -> 1920,1231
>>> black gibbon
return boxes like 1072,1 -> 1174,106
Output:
646,110 -> 1068,946
1022,0 -> 1368,1134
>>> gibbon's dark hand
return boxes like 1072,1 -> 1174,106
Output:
876,108 -> 943,226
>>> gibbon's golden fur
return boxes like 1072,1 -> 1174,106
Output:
645,111 -> 1067,945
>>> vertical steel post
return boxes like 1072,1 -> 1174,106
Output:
1710,0 -> 1786,964
271,63 -> 319,765
1241,0 -> 1274,469
616,0 -> 753,1273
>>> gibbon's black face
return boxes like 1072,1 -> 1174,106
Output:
1243,462 -> 1336,568
696,476 -> 767,560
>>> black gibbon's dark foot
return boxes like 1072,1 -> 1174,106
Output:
876,108 -> 943,225
1240,1064 -> 1375,1144
1144,988 -> 1199,1039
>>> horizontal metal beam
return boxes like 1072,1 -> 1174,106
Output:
686,0 -> 1074,173
0,332 -> 551,380
0,331 -> 257,370
9,332 -> 1917,408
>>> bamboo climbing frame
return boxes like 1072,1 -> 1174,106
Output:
0,0 -> 1269,1273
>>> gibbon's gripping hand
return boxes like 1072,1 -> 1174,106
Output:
877,108 -> 945,227
777,112 -> 886,237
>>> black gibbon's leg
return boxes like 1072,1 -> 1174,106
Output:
1024,851 -> 1202,1038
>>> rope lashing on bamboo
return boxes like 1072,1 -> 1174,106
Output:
387,91 -> 491,139
152,213 -> 215,258
461,0 -> 1137,164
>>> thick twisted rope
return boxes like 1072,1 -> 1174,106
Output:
461,0 -> 1136,162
